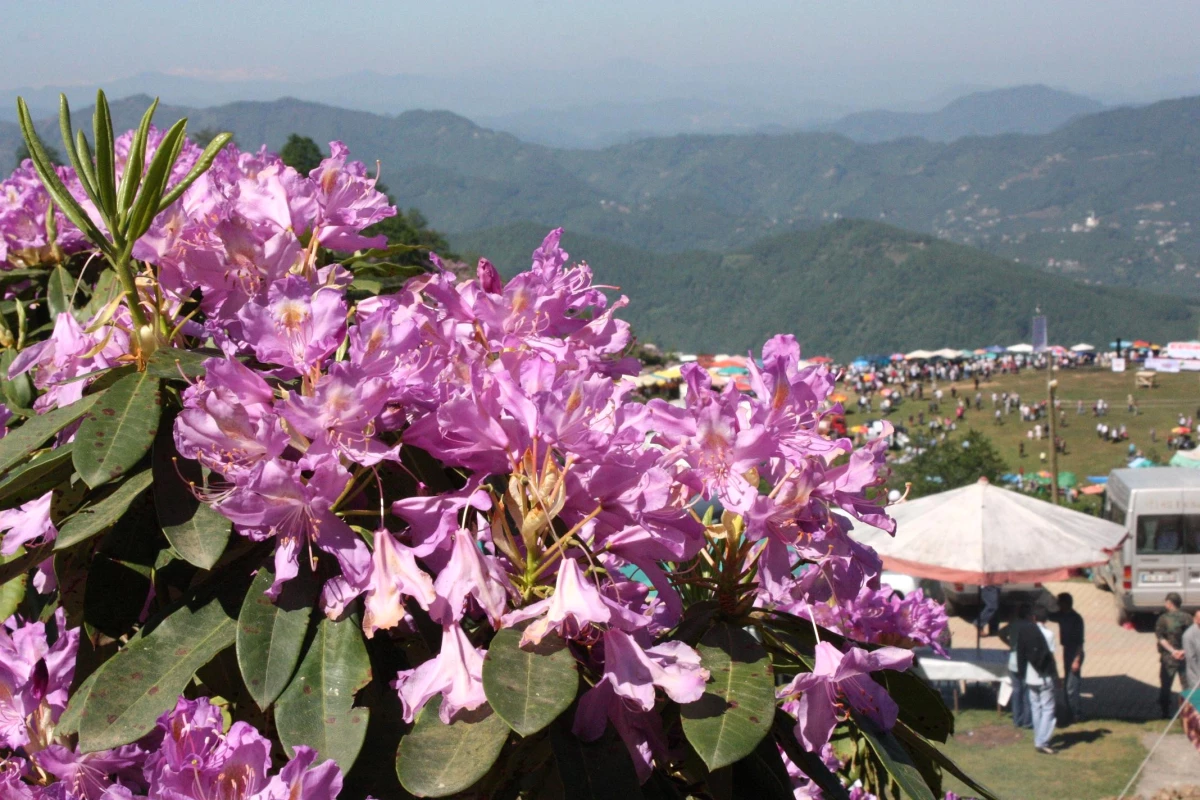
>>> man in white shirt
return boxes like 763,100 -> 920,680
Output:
1018,607 -> 1059,754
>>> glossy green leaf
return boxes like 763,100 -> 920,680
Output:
855,715 -> 936,800
152,420 -> 230,569
681,623 -> 775,771
55,468 -> 153,549
275,613 -> 372,773
0,443 -> 74,509
879,669 -> 953,743
77,586 -> 240,752
236,564 -> 316,708
56,95 -> 105,225
72,370 -> 161,489
549,719 -> 643,800
0,395 -> 97,476
17,98 -> 108,251
158,132 -> 233,211
46,265 -> 73,319
92,91 -> 117,221
116,99 -> 158,219
395,699 -> 509,798
0,351 -> 33,411
482,627 -> 578,736
144,348 -> 219,381
893,722 -> 1000,800
126,119 -> 187,242
732,727 -> 800,800
0,550 -> 29,622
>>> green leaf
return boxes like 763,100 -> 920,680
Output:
92,90 -> 118,221
855,715 -> 936,800
56,95 -> 105,227
17,98 -> 108,252
152,420 -> 230,569
72,370 -> 162,489
0,351 -> 33,411
482,627 -> 578,736
126,119 -> 187,242
879,669 -> 953,744
772,709 -> 850,800
0,395 -> 98,476
0,443 -> 74,509
158,132 -> 233,211
275,613 -> 372,773
549,719 -> 644,800
56,669 -> 98,736
77,585 -> 241,752
680,623 -> 775,771
55,468 -> 153,549
47,265 -> 73,319
116,99 -> 158,220
395,698 -> 510,798
236,564 -> 316,709
0,550 -> 29,622
144,348 -> 219,381
893,722 -> 1000,800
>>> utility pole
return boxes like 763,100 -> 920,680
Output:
1048,376 -> 1059,505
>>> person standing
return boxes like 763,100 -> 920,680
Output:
1018,607 -> 1059,754
1156,592 -> 1192,718
999,605 -> 1035,729
1185,608 -> 1200,691
1051,593 -> 1085,724
976,585 -> 1001,637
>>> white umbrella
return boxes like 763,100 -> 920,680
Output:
845,478 -> 1127,584
931,348 -> 963,360
1006,343 -> 1034,354
1070,343 -> 1095,352
905,349 -> 935,360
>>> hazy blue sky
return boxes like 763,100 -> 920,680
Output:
5,0 -> 1200,103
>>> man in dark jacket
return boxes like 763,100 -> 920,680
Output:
1157,592 -> 1192,718
1051,592 -> 1085,723
999,605 -> 1036,729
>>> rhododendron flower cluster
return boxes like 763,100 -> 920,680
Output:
0,98 -> 965,800
0,613 -> 345,799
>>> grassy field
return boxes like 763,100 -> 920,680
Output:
846,367 -> 1200,495
940,709 -> 1163,799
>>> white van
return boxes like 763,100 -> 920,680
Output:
1097,468 -> 1200,622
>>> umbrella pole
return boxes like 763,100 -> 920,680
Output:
976,619 -> 981,656
1048,377 -> 1060,505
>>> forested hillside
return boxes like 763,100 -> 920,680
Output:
11,93 -> 1200,298
454,220 -> 1200,358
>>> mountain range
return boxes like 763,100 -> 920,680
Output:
452,220 -> 1198,358
14,90 -> 1191,295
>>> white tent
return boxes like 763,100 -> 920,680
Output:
931,348 -> 963,360
905,349 -> 935,360
844,478 -> 1127,584
1069,343 -> 1095,352
1006,343 -> 1034,354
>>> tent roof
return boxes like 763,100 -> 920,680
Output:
845,479 -> 1127,585
1006,343 -> 1034,353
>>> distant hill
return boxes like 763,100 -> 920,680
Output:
10,93 -> 1200,298
452,219 -> 1199,358
823,85 -> 1104,142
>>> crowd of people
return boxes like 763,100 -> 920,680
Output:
990,591 -> 1200,756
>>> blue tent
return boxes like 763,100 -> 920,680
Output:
851,358 -> 871,370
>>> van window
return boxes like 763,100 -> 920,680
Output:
1137,515 -> 1184,555
1104,502 -> 1127,526
1187,516 -> 1200,554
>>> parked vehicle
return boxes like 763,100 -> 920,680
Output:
1095,467 -> 1200,623
938,581 -> 1045,616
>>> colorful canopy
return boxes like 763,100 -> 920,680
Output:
1170,449 -> 1200,469
844,478 -> 1127,584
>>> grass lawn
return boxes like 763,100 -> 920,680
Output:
941,709 -> 1162,799
846,367 -> 1200,496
